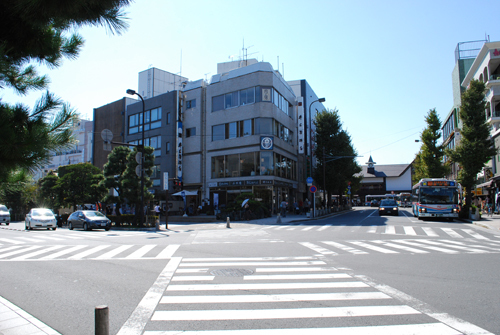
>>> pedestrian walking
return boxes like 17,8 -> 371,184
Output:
154,202 -> 161,223
280,200 -> 287,217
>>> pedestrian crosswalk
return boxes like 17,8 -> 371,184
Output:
122,256 -> 488,334
260,224 -> 496,239
0,230 -> 156,245
299,239 -> 500,256
0,244 -> 180,261
1,238 -> 499,261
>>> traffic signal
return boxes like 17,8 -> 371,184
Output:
174,180 -> 181,192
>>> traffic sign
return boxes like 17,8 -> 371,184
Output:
306,177 -> 313,186
310,185 -> 317,193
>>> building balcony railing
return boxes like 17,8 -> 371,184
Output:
487,109 -> 500,125
490,74 -> 500,81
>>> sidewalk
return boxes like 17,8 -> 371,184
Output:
0,296 -> 60,335
464,212 -> 500,231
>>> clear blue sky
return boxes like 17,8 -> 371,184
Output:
2,0 -> 498,166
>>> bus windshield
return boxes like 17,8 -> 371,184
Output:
419,187 -> 458,204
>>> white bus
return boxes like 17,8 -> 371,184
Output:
411,178 -> 460,220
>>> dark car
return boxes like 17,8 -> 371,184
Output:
370,199 -> 379,207
68,210 -> 111,231
378,200 -> 399,216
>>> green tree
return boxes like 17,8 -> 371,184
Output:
99,145 -> 155,222
412,150 -> 426,185
314,109 -> 362,206
446,80 -> 497,217
0,169 -> 35,220
416,108 -> 449,179
121,146 -> 155,222
0,0 -> 131,182
37,171 -> 60,210
0,93 -> 78,182
1,0 -> 130,94
55,163 -> 106,210
100,146 -> 131,209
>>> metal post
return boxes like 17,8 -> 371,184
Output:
226,217 -> 230,228
95,305 -> 109,335
126,89 -> 146,227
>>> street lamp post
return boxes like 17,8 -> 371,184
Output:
126,89 -> 146,226
306,97 -> 325,213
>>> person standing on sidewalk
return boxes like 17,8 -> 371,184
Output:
154,202 -> 161,226
280,200 -> 287,217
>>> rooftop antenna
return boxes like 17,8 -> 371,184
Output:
204,72 -> 211,82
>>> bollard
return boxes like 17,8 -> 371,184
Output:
226,217 -> 231,228
276,213 -> 282,224
95,305 -> 109,335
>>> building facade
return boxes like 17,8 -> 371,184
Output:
460,40 -> 500,196
34,118 -> 93,180
93,61 -> 326,214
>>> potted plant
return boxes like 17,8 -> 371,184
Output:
470,205 -> 480,220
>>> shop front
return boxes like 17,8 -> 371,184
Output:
209,179 -> 296,215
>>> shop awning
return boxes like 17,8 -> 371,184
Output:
172,190 -> 198,196
476,180 -> 494,189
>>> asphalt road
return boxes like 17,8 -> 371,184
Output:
0,208 -> 499,334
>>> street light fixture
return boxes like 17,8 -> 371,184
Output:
305,97 -> 325,214
126,89 -> 146,226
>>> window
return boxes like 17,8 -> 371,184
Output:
128,107 -> 161,134
186,99 -> 196,109
166,142 -> 170,153
186,127 -> 196,138
212,119 -> 254,141
259,151 -> 273,176
167,113 -> 171,124
242,119 -> 253,136
212,124 -> 225,141
240,87 -> 255,105
213,95 -> 224,112
212,156 -> 225,178
227,122 -> 237,139
225,91 -> 239,108
240,152 -> 255,176
144,135 -> 161,156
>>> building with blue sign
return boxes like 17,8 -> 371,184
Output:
94,61 -> 325,214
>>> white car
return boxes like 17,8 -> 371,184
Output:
25,208 -> 57,230
0,205 -> 10,225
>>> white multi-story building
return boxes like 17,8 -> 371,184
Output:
459,40 -> 500,194
34,118 -> 93,180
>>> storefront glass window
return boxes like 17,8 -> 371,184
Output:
259,151 -> 273,176
227,154 -> 240,177
212,156 -> 225,178
240,152 -> 255,176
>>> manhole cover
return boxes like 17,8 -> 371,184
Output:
210,269 -> 254,277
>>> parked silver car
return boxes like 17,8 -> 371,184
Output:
0,205 -> 10,225
25,208 -> 57,230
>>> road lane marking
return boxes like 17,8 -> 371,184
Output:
151,305 -> 420,321
166,281 -> 369,291
299,242 -> 338,255
159,292 -> 391,304
350,241 -> 399,253
322,241 -> 368,255
116,257 -> 182,335
142,323 -> 464,335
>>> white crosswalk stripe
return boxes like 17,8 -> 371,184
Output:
127,256 -> 482,334
0,244 -> 181,261
298,239 -> 500,256
255,224 -> 493,240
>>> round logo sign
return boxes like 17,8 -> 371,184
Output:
261,136 -> 273,150
310,185 -> 317,193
